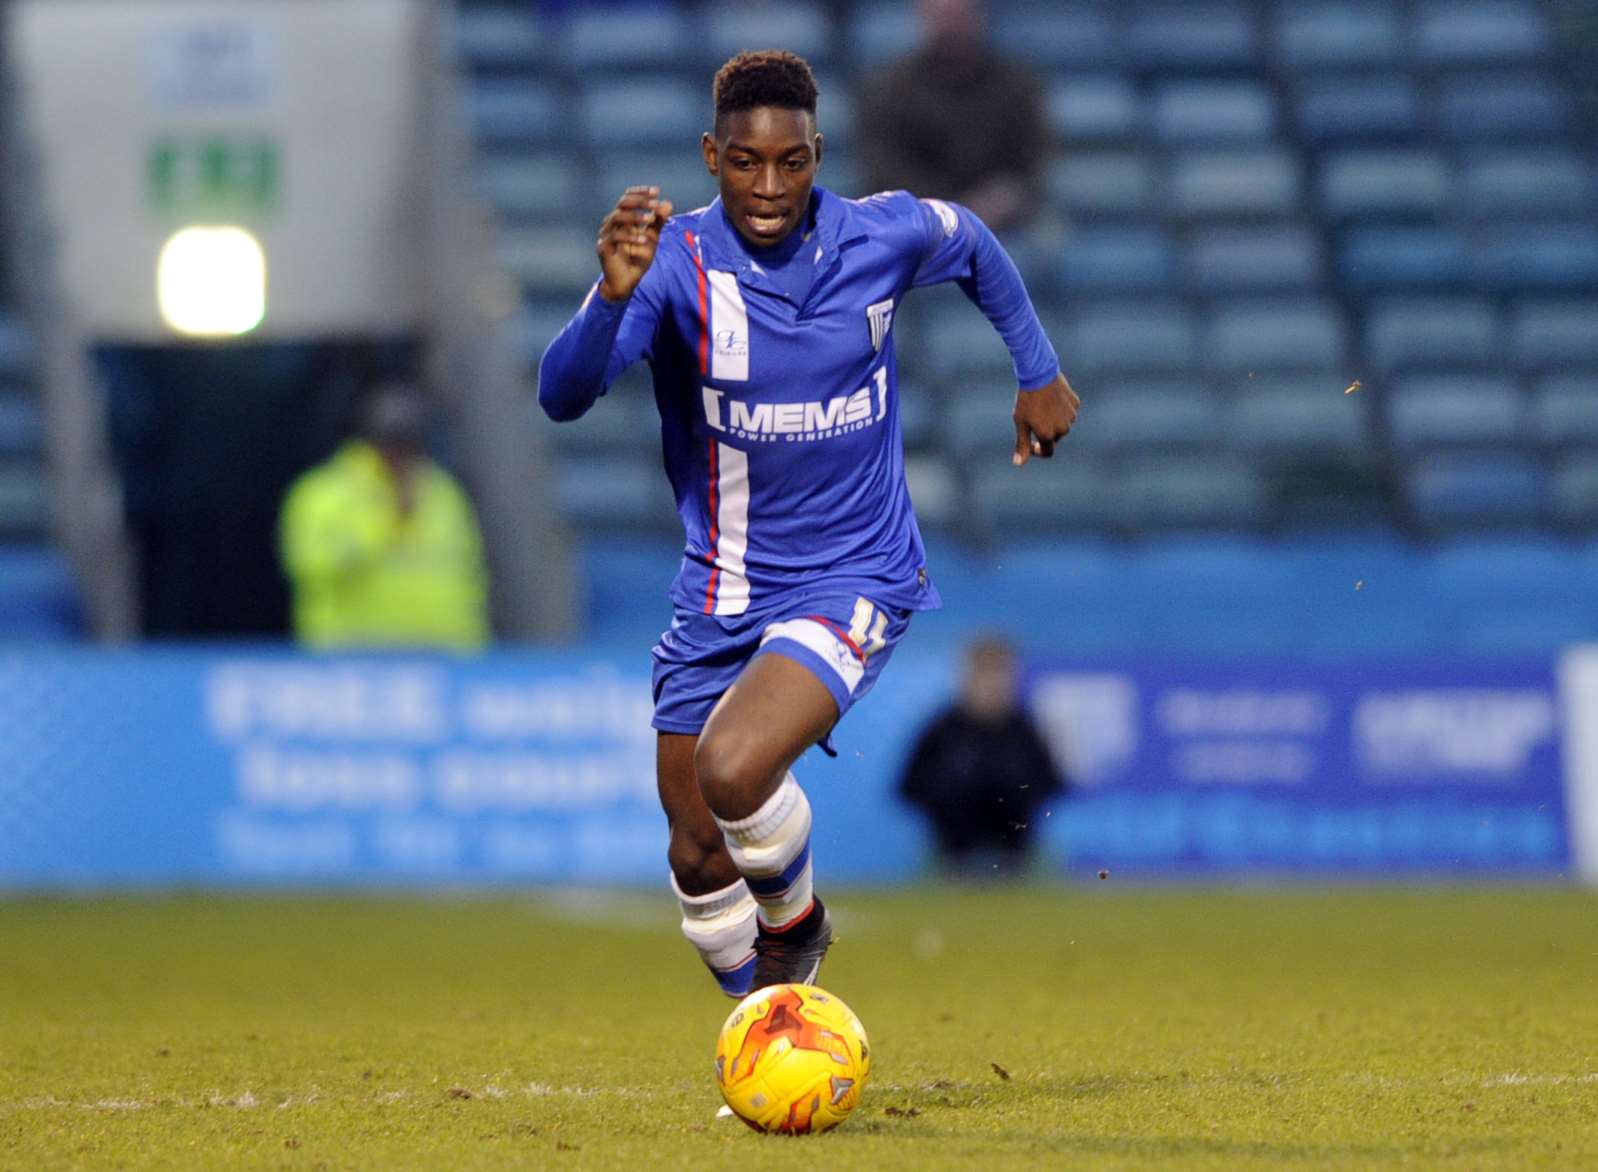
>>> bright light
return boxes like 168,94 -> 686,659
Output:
156,226 -> 266,337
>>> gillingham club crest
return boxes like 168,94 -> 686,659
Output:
866,297 -> 894,353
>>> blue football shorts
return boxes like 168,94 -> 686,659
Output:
651,591 -> 914,753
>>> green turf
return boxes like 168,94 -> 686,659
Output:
2,888 -> 1595,1170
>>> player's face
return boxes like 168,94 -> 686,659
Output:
702,107 -> 822,248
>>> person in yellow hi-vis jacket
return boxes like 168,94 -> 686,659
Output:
280,384 -> 489,650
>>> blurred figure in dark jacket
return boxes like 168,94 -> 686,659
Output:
898,635 -> 1066,876
859,0 -> 1049,232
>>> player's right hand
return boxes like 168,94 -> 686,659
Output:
597,186 -> 673,303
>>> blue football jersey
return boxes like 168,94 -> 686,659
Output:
539,187 -> 1059,618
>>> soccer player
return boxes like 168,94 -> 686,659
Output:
538,51 -> 1077,996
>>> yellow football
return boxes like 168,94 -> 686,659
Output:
713,983 -> 871,1134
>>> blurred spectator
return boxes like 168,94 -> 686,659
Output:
897,635 -> 1066,876
279,383 -> 488,651
858,0 -> 1048,232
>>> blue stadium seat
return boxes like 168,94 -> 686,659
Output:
944,394 -> 1021,458
594,152 -> 716,213
1150,81 -> 1277,145
1127,4 -> 1260,69
543,367 -> 658,458
522,299 -> 583,368
1532,374 -> 1598,446
1297,78 -> 1421,143
1045,75 -> 1140,143
847,1 -> 918,66
455,7 -> 546,71
923,304 -> 1016,382
1115,457 -> 1269,529
476,154 -> 587,223
1339,226 -> 1471,289
1230,375 -> 1369,451
555,455 -> 678,529
1509,300 -> 1598,367
1046,152 -> 1156,218
1206,298 -> 1348,371
466,80 -> 564,148
1275,2 -> 1403,69
1058,226 -> 1178,292
580,79 -> 704,149
1552,453 -> 1598,526
0,461 -> 48,536
991,4 -> 1121,66
1477,225 -> 1598,291
1186,225 -> 1323,292
0,394 -> 43,458
0,545 -> 81,639
1317,149 -> 1450,220
1365,297 -> 1501,370
972,457 -> 1113,531
1411,0 -> 1549,64
1457,150 -> 1592,219
1066,380 -> 1222,450
1407,452 -> 1547,525
903,454 -> 957,528
1437,75 -> 1571,141
897,385 -> 936,450
1061,302 -> 1199,374
1386,374 -> 1523,449
500,228 -> 597,298
704,1 -> 831,67
1166,149 -> 1301,218
563,7 -> 694,71
813,79 -> 856,151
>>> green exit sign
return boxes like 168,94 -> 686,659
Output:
147,137 -> 279,216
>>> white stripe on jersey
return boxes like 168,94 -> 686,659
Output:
707,271 -> 749,382
713,442 -> 751,616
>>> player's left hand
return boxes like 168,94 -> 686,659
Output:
1012,373 -> 1079,466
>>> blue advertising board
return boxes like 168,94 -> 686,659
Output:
0,648 -> 1586,887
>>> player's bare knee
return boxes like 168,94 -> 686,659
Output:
692,732 -> 766,819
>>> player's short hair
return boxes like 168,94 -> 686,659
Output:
712,50 -> 818,131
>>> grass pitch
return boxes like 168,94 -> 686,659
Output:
3,888 -> 1595,1170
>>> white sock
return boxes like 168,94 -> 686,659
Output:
672,874 -> 756,997
713,773 -> 815,931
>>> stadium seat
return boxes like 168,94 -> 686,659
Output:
1275,2 -> 1404,69
1166,149 -> 1301,218
1317,149 -> 1450,221
476,153 -> 587,223
1476,225 -> 1598,291
904,454 -> 958,527
1205,298 -> 1347,371
1296,78 -> 1421,143
543,367 -> 659,457
1436,75 -> 1571,141
1386,374 -> 1523,449
554,455 -> 678,529
847,1 -> 918,66
971,457 -> 1113,531
1114,457 -> 1269,529
1150,81 -> 1277,145
991,4 -> 1121,66
454,6 -> 546,71
923,304 -> 1017,382
1411,0 -> 1550,65
1045,75 -> 1140,143
1230,376 -> 1369,451
1338,226 -> 1471,289
1127,4 -> 1260,69
563,7 -> 695,71
703,1 -> 831,68
897,385 -> 937,451
1531,374 -> 1598,446
0,545 -> 81,639
0,394 -> 43,458
1045,152 -> 1156,218
1406,452 -> 1547,525
1057,226 -> 1178,292
0,319 -> 28,384
465,80 -> 565,148
812,79 -> 857,151
580,79 -> 704,149
0,460 -> 48,537
1065,380 -> 1222,450
943,393 -> 1022,458
1456,150 -> 1592,219
1509,300 -> 1598,367
1061,302 -> 1199,374
1552,453 -> 1598,526
1186,225 -> 1323,292
594,152 -> 717,214
500,228 -> 597,299
1364,297 -> 1501,371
